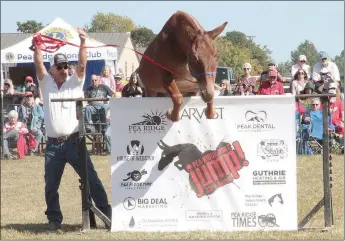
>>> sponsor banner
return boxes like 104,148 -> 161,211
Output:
110,96 -> 297,232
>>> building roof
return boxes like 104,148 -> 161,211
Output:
1,32 -> 130,58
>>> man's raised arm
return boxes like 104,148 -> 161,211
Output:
32,38 -> 47,81
76,28 -> 87,80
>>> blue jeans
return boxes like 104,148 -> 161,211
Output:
84,104 -> 109,124
3,130 -> 19,156
104,128 -> 111,153
30,129 -> 43,152
44,133 -> 111,224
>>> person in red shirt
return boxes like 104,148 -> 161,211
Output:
328,82 -> 344,135
258,70 -> 285,95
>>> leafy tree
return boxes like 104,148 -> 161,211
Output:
131,26 -> 156,48
333,50 -> 344,78
224,31 -> 248,47
16,20 -> 45,33
87,12 -> 135,32
277,60 -> 293,76
290,40 -> 319,69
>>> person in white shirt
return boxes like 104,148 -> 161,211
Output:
312,51 -> 340,82
291,55 -> 311,80
32,28 -> 111,231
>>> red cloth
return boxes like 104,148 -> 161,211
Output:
330,99 -> 344,134
17,133 -> 28,160
258,81 -> 284,95
296,102 -> 306,115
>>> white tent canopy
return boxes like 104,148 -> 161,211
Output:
1,17 -> 118,64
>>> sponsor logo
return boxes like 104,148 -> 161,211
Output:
120,169 -> 152,190
5,52 -> 15,62
128,110 -> 167,134
117,140 -> 154,162
252,170 -> 286,185
244,193 -> 284,207
236,110 -> 275,132
157,140 -> 249,198
44,27 -> 73,41
180,107 -> 225,123
231,212 -> 279,228
126,216 -> 178,228
268,193 -> 284,207
185,210 -> 223,221
123,197 -> 168,210
257,139 -> 288,162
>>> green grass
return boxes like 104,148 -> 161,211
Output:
1,155 -> 344,240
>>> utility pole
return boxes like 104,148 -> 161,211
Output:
246,36 -> 256,63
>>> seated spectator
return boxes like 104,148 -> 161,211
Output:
290,69 -> 309,95
17,92 -> 44,154
99,65 -> 116,93
104,110 -> 111,154
314,68 -> 335,94
312,51 -> 340,82
84,74 -> 114,133
68,63 -> 77,76
299,82 -> 315,111
15,76 -> 39,104
3,110 -> 28,160
121,73 -> 143,97
302,98 -> 322,124
258,70 -> 284,95
218,80 -> 232,96
115,74 -> 125,92
291,55 -> 311,80
329,82 -> 344,136
3,79 -> 15,95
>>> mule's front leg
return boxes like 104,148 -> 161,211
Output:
205,100 -> 216,119
165,79 -> 183,122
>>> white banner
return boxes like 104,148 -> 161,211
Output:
110,96 -> 297,232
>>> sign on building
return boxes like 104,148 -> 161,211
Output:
110,96 -> 297,232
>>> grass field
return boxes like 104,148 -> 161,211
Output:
1,155 -> 344,240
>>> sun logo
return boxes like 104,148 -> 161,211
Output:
44,27 -> 73,40
5,52 -> 15,62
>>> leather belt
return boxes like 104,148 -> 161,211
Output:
48,132 -> 79,143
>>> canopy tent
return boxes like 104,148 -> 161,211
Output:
1,17 -> 118,88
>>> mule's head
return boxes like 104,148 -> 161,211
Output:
188,22 -> 228,103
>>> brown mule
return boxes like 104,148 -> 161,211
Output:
137,11 -> 227,122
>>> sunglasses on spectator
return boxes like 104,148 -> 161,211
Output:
4,83 -> 10,86
300,60 -> 306,63
321,58 -> 327,61
92,79 -> 98,82
312,104 -> 319,106
298,72 -> 305,75
243,68 -> 250,70
56,65 -> 68,70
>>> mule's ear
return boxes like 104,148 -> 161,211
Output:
207,22 -> 228,39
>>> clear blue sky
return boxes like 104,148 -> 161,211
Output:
1,1 -> 344,63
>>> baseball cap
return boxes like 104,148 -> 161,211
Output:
114,74 -> 121,79
328,82 -> 338,89
319,51 -> 329,59
304,81 -> 315,91
299,55 -> 307,61
53,53 -> 68,65
24,91 -> 33,97
268,60 -> 276,66
25,76 -> 33,82
268,71 -> 278,77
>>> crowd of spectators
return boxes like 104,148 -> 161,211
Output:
1,51 -> 344,159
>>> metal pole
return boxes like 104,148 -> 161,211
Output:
76,100 -> 91,231
321,98 -> 332,228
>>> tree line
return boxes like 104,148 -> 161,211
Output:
16,13 -> 344,78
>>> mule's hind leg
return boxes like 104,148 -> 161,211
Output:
164,79 -> 183,122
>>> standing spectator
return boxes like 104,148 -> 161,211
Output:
84,74 -> 114,133
17,92 -> 44,154
291,55 -> 312,79
104,110 -> 111,154
258,70 -> 284,95
3,79 -> 15,95
3,110 -> 28,160
121,73 -> 143,97
99,66 -> 116,92
237,63 -> 257,95
312,51 -> 340,82
32,27 -> 112,231
114,73 -> 125,92
261,61 -> 285,83
15,76 -> 39,104
290,69 -> 309,95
